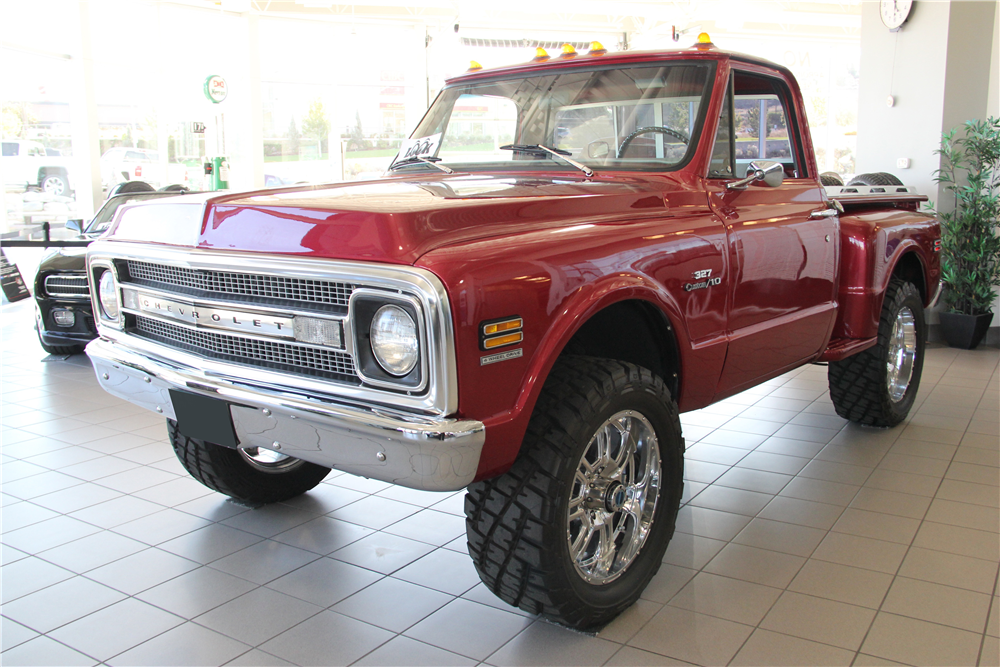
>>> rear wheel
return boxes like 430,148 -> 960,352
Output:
168,419 -> 330,504
465,357 -> 683,630
41,173 -> 69,197
828,279 -> 925,426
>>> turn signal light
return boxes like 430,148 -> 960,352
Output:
483,318 -> 522,336
483,332 -> 523,349
589,41 -> 607,56
481,317 -> 524,350
532,47 -> 550,62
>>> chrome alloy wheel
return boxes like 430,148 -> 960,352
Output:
886,307 -> 918,403
238,447 -> 303,473
567,410 -> 661,584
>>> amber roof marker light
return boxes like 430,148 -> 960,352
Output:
693,32 -> 715,50
467,60 -> 483,72
559,43 -> 578,58
588,41 -> 607,56
532,47 -> 550,62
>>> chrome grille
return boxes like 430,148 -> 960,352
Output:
44,274 -> 89,298
126,260 -> 353,308
135,315 -> 357,381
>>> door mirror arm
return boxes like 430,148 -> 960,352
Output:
726,160 -> 784,190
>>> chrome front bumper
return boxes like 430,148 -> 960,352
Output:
86,338 -> 485,491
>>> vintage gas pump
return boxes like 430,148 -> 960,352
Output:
203,156 -> 230,191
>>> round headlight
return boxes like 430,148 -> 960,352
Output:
370,304 -> 419,376
98,270 -> 120,320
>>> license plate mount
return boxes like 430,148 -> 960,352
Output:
169,389 -> 239,449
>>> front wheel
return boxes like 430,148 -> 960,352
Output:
828,278 -> 925,427
465,357 -> 683,630
168,420 -> 330,504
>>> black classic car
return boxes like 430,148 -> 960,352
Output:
34,189 -> 196,354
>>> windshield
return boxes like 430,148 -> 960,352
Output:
403,61 -> 714,173
86,192 -> 183,234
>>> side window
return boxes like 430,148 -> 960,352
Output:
708,78 -> 734,178
3,142 -> 18,157
732,71 -> 802,177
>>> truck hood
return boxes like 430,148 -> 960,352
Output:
108,174 -> 671,264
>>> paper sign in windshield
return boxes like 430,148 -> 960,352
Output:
394,133 -> 442,164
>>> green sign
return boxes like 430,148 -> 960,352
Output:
204,75 -> 228,104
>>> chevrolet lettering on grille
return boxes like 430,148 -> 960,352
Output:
136,293 -> 296,339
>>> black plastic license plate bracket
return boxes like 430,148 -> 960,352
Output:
169,389 -> 239,449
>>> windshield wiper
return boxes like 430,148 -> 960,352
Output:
388,155 -> 454,174
499,144 -> 595,178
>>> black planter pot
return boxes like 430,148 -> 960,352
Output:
939,311 -> 994,350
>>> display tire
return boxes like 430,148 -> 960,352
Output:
828,278 -> 925,427
167,419 -> 330,504
465,356 -> 683,631
820,171 -> 844,186
847,172 -> 903,187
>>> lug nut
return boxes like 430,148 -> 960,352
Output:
376,452 -> 387,462
272,441 -> 282,450
101,373 -> 109,380
262,409 -> 271,416
143,376 -> 151,383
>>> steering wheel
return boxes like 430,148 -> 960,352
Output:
617,126 -> 690,159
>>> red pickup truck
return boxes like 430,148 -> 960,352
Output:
85,38 -> 940,630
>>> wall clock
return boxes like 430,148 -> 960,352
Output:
881,0 -> 913,31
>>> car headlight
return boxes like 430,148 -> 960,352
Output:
97,270 -> 120,320
370,304 -> 419,376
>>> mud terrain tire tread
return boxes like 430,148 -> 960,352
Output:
828,279 -> 925,427
465,356 -> 683,630
847,172 -> 904,187
820,172 -> 845,187
168,419 -> 329,504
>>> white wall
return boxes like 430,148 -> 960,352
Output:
856,1 -> 951,199
858,0 -> 1000,335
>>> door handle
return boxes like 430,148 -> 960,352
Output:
809,208 -> 838,219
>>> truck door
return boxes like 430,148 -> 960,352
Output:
706,68 -> 839,394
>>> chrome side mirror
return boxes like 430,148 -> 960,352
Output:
726,160 -> 785,190
65,219 -> 85,234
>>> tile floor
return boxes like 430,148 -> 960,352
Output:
2,295 -> 998,667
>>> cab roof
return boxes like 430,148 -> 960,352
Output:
444,43 -> 792,86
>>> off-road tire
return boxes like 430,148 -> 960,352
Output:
465,357 -> 683,631
828,279 -> 925,427
168,419 -> 330,504
847,172 -> 903,187
820,171 -> 844,187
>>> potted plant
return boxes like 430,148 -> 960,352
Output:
932,117 -> 1000,349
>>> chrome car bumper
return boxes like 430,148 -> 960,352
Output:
86,338 -> 485,491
